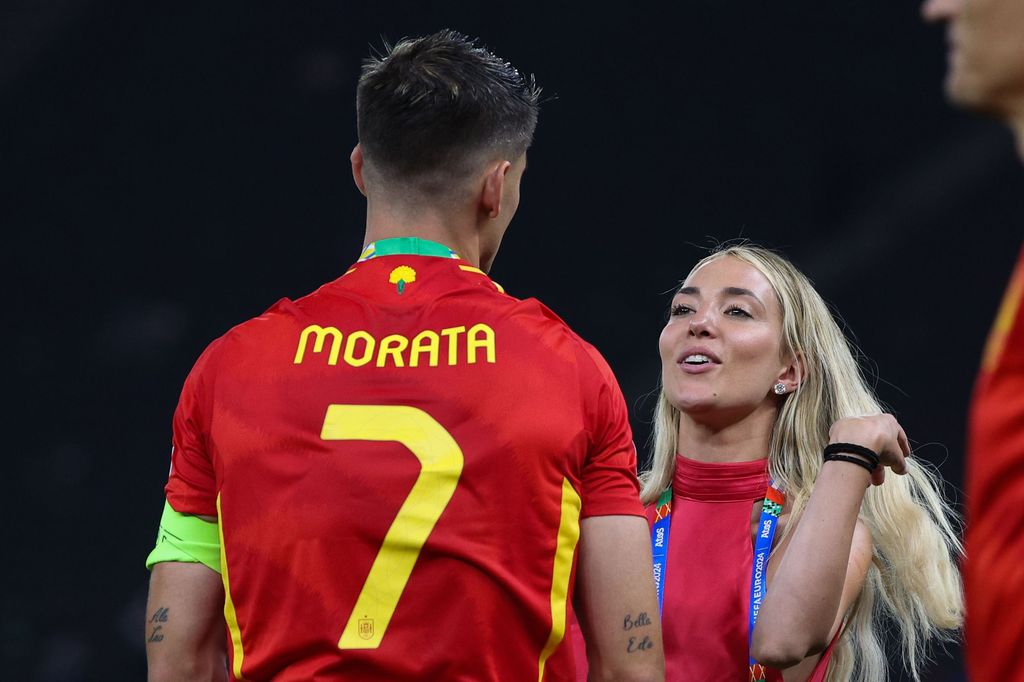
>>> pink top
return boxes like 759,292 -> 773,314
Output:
571,454 -> 837,681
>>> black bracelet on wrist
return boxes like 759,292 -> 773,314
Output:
823,453 -> 877,473
823,442 -> 880,469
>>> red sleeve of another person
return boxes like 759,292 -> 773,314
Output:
965,244 -> 1024,682
163,339 -> 224,518
577,344 -> 644,519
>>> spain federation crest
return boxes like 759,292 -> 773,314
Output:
358,618 -> 374,640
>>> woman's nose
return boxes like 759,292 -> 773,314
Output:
687,309 -> 715,337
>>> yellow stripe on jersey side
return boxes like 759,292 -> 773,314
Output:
982,262 -> 1024,372
537,478 -> 582,682
217,494 -> 248,680
458,265 -> 505,293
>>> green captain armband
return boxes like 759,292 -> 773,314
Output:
145,499 -> 221,573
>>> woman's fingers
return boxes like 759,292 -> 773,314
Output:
888,452 -> 908,476
896,424 -> 911,458
884,419 -> 909,475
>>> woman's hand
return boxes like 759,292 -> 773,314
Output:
828,414 -> 911,486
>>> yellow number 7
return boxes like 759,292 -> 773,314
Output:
320,404 -> 464,650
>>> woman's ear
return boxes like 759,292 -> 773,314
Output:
776,350 -> 807,393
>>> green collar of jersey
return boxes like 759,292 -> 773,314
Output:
357,237 -> 459,262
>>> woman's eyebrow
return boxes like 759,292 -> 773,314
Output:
722,286 -> 761,302
678,286 -> 761,303
677,286 -> 767,312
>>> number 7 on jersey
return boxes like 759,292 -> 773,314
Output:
320,404 -> 464,650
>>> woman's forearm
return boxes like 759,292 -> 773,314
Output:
750,460 -> 870,667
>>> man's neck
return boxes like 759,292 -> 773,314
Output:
362,199 -> 483,268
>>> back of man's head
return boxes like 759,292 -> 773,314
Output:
356,30 -> 540,201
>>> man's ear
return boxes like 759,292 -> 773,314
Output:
480,160 -> 512,219
350,144 -> 367,197
776,350 -> 807,394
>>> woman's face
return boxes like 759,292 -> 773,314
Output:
659,256 -> 791,425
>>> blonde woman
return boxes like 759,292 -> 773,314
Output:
635,245 -> 962,681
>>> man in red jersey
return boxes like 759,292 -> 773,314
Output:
922,1 -> 1024,679
144,29 -> 664,682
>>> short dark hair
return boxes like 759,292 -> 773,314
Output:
356,30 -> 540,192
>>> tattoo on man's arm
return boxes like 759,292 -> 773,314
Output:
622,611 -> 655,653
622,612 -> 652,631
147,607 -> 169,643
626,635 -> 654,653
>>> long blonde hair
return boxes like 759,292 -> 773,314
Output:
640,245 -> 963,682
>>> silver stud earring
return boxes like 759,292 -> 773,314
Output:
773,382 -> 787,395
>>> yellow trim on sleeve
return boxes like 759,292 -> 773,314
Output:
537,479 -> 582,682
217,494 -> 248,680
145,500 -> 221,573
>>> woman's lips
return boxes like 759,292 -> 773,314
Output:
678,360 -> 718,375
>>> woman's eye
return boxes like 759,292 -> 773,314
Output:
725,306 -> 752,318
669,303 -> 692,317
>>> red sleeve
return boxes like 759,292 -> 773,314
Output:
965,244 -> 1024,681
577,344 -> 644,519
163,340 -> 223,517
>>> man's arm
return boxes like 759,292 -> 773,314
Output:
148,340 -> 228,680
574,515 -> 664,682
146,560 -> 228,682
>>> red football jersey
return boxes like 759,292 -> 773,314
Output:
164,248 -> 644,681
965,244 -> 1024,682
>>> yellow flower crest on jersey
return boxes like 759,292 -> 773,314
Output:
388,266 -> 417,294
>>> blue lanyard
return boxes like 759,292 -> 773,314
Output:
649,482 -> 785,679
651,489 -> 673,616
748,485 -> 785,678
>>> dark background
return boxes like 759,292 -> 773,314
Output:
5,1 -> 1022,679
